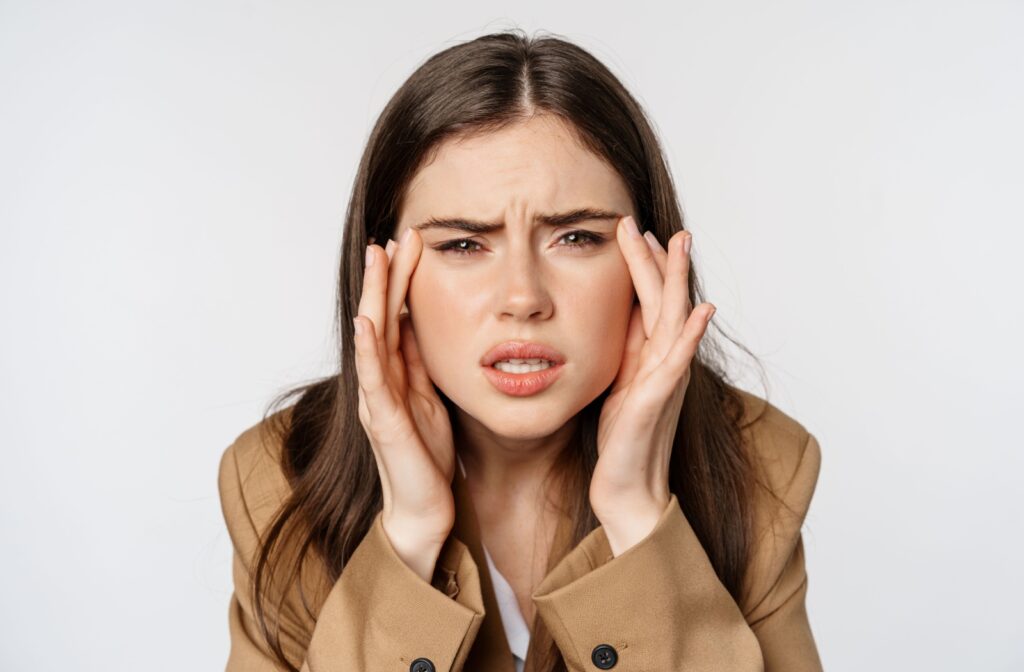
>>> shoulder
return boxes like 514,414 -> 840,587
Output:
732,385 -> 821,516
217,406 -> 297,554
727,386 -> 823,618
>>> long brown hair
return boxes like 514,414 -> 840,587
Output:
247,28 -> 776,672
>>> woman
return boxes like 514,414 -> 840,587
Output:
218,30 -> 823,672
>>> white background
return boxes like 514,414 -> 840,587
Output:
2,1 -> 1021,670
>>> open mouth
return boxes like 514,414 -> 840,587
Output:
481,360 -> 565,397
489,358 -> 558,373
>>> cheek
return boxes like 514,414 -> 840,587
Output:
407,260 -> 497,325
567,263 -> 636,375
409,265 -> 477,317
406,266 -> 477,371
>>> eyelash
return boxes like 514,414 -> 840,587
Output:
434,230 -> 606,256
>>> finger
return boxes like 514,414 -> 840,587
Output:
662,303 -> 716,376
353,314 -> 422,459
642,230 -> 668,277
652,231 -> 693,352
616,216 -> 664,338
355,380 -> 392,504
352,316 -> 393,422
353,357 -> 393,509
384,238 -> 399,359
386,229 -> 422,356
357,243 -> 389,360
398,313 -> 434,396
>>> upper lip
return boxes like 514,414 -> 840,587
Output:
481,341 -> 567,367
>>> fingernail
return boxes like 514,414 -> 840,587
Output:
643,230 -> 661,250
624,216 -> 641,239
365,245 -> 375,267
707,305 -> 716,320
353,317 -> 363,335
385,239 -> 396,260
684,233 -> 692,255
400,228 -> 412,244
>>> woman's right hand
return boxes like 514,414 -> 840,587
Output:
353,228 -> 457,581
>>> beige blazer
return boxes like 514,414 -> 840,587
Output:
217,388 -> 823,671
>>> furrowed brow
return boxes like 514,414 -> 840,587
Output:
412,207 -> 623,234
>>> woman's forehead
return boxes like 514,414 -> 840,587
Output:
399,118 -> 631,231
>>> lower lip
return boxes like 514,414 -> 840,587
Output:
482,362 -> 565,397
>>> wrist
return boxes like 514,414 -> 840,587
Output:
381,516 -> 448,583
595,497 -> 669,557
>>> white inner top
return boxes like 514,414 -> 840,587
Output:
456,453 -> 530,671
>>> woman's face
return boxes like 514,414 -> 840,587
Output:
393,114 -> 636,442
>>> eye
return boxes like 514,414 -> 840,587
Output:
433,229 -> 606,256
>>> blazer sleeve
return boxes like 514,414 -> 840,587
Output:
217,439 -> 488,672
531,432 -> 823,672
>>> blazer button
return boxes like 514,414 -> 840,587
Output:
591,643 -> 618,669
409,658 -> 435,672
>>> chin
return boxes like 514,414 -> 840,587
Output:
449,394 -> 576,440
481,413 -> 569,441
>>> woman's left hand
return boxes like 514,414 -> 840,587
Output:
591,215 -> 716,556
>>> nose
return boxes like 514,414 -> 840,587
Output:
494,245 -> 554,322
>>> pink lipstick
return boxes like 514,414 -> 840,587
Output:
480,341 -> 567,397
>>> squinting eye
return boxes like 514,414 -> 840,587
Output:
434,230 -> 607,257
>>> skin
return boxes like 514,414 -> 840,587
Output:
392,114 -> 637,623
353,112 -> 714,626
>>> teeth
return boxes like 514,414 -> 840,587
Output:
493,358 -> 555,373
496,358 -> 551,364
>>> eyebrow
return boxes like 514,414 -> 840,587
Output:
412,207 -> 623,234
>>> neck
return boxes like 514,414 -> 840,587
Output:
453,411 -> 578,511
